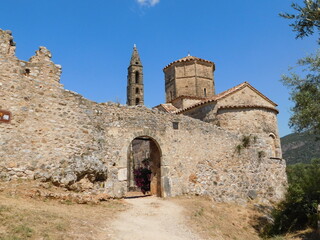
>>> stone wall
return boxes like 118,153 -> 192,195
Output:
0,29 -> 287,203
171,97 -> 203,109
183,103 -> 216,122
181,83 -> 282,158
127,46 -> 144,106
164,66 -> 176,102
217,108 -> 282,158
174,62 -> 214,98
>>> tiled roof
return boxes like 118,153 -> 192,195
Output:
217,105 -> 279,114
175,82 -> 278,114
154,103 -> 178,113
212,82 -> 248,101
163,55 -> 214,70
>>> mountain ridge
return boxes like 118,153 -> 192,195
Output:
281,132 -> 320,165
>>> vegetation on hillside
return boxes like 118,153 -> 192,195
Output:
264,159 -> 320,237
281,53 -> 320,135
264,2 -> 320,238
280,0 -> 320,135
281,132 -> 320,164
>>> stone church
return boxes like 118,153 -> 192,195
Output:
0,29 -> 287,203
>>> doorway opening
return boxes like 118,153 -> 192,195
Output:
127,136 -> 162,197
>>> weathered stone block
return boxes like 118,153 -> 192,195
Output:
118,168 -> 127,181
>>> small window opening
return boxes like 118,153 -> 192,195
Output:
204,88 -> 207,97
24,68 -> 30,76
170,91 -> 173,100
135,71 -> 139,84
135,98 -> 140,105
172,122 -> 179,130
269,133 -> 277,158
135,88 -> 139,94
135,62 -> 139,64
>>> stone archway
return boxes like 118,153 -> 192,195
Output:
127,136 -> 162,197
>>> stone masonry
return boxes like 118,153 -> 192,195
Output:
0,29 -> 287,203
127,45 -> 144,106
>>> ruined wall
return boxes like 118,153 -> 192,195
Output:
0,29 -> 287,203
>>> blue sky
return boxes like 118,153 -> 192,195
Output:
0,0 -> 318,137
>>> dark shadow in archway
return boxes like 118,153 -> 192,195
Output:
127,136 -> 162,197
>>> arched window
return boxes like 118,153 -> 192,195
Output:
204,88 -> 207,97
135,88 -> 139,94
135,71 -> 139,84
135,98 -> 140,105
269,133 -> 277,158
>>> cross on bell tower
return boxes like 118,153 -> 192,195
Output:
127,44 -> 144,106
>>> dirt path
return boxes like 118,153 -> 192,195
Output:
109,196 -> 203,240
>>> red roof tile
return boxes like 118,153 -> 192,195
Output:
175,82 -> 278,114
154,103 -> 178,113
163,55 -> 214,70
218,105 -> 279,114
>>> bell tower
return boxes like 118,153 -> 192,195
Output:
127,44 -> 144,106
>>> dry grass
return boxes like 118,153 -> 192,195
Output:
174,196 -> 261,240
0,181 -> 319,240
173,196 -> 319,240
0,180 -> 126,240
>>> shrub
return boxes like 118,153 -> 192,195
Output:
265,159 -> 320,235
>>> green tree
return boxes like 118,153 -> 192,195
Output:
280,0 -> 320,42
281,0 -> 320,134
281,52 -> 320,134
266,159 -> 320,235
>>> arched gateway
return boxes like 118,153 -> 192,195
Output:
127,136 -> 162,197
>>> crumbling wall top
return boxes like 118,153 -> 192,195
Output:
29,46 -> 52,63
0,29 -> 16,57
0,29 -> 62,84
